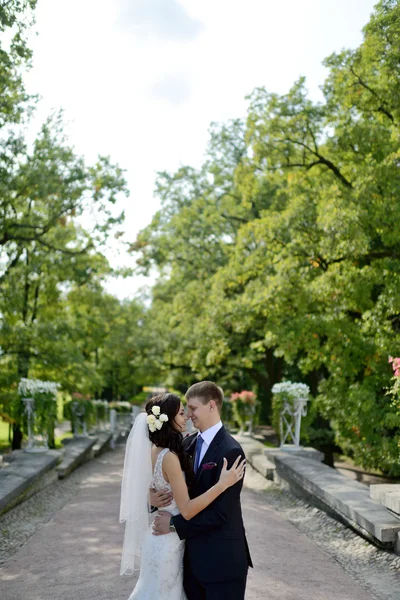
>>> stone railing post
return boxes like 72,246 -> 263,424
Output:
110,409 -> 117,450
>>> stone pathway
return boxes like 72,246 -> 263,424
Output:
0,446 -> 399,600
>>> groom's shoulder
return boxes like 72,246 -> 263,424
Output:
223,429 -> 245,454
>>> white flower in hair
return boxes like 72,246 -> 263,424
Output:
147,405 -> 168,432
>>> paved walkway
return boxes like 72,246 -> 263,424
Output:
0,447 -> 377,600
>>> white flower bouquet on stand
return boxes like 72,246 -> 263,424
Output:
271,381 -> 310,450
17,378 -> 60,452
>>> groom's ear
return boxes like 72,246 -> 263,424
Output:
209,400 -> 216,411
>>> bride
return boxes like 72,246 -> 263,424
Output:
120,393 -> 245,600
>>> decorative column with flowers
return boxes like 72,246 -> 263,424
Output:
229,391 -> 257,435
17,378 -> 59,452
93,399 -> 109,431
271,381 -> 310,450
64,393 -> 95,437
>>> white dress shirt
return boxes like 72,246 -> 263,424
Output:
197,421 -> 223,464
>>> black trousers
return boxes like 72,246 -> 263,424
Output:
183,569 -> 247,600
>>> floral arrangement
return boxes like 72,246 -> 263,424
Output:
109,401 -> 132,413
271,381 -> 310,444
71,392 -> 91,401
15,378 -> 60,448
64,395 -> 96,434
229,390 -> 257,433
271,381 -> 310,400
93,399 -> 108,418
146,405 -> 169,432
18,378 -> 60,398
387,356 -> 400,415
230,391 -> 257,406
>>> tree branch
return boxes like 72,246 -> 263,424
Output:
282,137 -> 353,188
349,66 -> 395,123
0,249 -> 23,285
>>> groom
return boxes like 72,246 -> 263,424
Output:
151,381 -> 253,599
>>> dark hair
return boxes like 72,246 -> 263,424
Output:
145,393 -> 193,481
185,381 -> 224,413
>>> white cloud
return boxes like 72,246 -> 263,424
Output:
116,0 -> 205,41
151,72 -> 193,105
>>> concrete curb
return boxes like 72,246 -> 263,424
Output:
235,433 -> 400,552
57,437 -> 97,479
92,432 -> 113,457
370,484 -> 400,515
234,434 -> 276,479
265,448 -> 400,549
0,449 -> 62,516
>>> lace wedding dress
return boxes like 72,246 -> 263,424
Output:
128,448 -> 187,600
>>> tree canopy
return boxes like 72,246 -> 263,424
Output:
131,0 -> 400,475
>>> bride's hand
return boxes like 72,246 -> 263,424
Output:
219,455 -> 246,489
149,487 -> 173,508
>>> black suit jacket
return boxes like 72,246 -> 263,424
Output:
172,426 -> 253,583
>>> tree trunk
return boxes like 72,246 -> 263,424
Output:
11,424 -> 23,450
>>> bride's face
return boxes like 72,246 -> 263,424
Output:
173,402 -> 187,433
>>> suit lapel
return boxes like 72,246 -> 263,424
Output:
195,426 -> 226,483
183,432 -> 198,458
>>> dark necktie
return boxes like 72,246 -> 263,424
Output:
193,435 -> 204,473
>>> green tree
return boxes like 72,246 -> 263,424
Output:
0,1 -> 130,449
131,0 -> 400,474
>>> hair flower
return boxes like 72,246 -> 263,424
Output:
147,405 -> 168,432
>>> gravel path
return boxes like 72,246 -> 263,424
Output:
0,446 -> 399,599
244,466 -> 400,600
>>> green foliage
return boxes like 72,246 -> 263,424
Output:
0,0 -> 145,442
108,401 -> 132,413
129,391 -> 148,405
129,0 -> 400,475
64,399 -> 95,431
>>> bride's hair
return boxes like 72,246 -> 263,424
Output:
145,393 -> 193,481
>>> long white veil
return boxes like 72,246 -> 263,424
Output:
120,412 -> 152,576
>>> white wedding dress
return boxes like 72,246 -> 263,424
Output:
129,448 -> 187,600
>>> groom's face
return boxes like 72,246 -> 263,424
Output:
187,397 -> 215,432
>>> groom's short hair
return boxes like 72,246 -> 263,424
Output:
185,381 -> 224,413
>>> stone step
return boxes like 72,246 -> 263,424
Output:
265,448 -> 400,548
266,446 -> 324,464
234,434 -> 276,480
92,432 -> 113,456
0,449 -> 62,515
370,484 -> 400,515
57,437 -> 97,479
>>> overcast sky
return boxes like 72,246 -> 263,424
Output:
25,0 -> 378,299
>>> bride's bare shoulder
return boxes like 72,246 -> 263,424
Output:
162,450 -> 181,470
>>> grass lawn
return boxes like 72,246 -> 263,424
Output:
55,431 -> 73,449
0,420 -> 11,453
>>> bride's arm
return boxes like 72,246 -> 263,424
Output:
162,451 -> 244,521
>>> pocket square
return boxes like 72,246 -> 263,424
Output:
202,462 -> 217,470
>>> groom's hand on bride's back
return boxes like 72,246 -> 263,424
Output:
152,511 -> 172,536
149,487 -> 173,508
